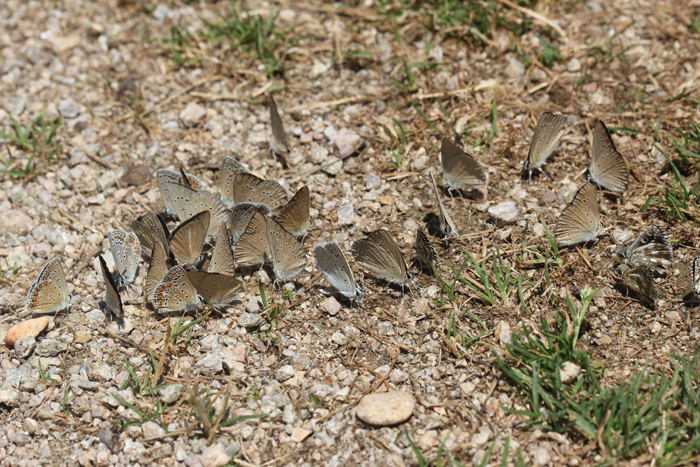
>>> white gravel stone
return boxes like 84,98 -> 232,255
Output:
337,203 -> 354,225
14,336 -> 36,359
560,362 -> 581,384
141,421 -> 165,439
275,364 -> 295,382
356,391 -> 415,426
180,102 -> 207,127
35,339 -> 65,357
333,128 -> 361,157
238,313 -> 264,329
159,384 -> 183,404
197,352 -> 223,376
58,98 -> 80,118
321,296 -> 341,315
201,444 -> 230,467
488,201 -> 519,226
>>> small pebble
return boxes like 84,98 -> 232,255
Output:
355,391 -> 415,426
6,317 -> 49,346
238,313 -> 264,329
276,364 -> 295,382
201,443 -> 230,467
321,296 -> 341,315
488,201 -> 519,226
290,427 -> 312,443
560,362 -> 581,384
13,336 -> 36,359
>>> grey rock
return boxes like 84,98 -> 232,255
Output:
356,391 -> 415,426
333,129 -> 362,157
366,173 -> 381,190
180,102 -> 207,128
58,99 -> 80,118
141,421 -> 165,439
86,361 -> 113,382
377,321 -> 394,336
331,331 -> 347,346
290,353 -> 311,371
14,336 -> 36,359
0,209 -> 34,235
337,203 -> 354,226
275,364 -> 295,382
238,312 -> 264,329
201,443 -> 230,467
321,296 -> 341,316
488,201 -> 519,226
244,296 -> 262,313
326,419 -> 347,436
7,430 -> 31,446
6,368 -> 22,388
159,384 -> 183,404
0,384 -> 21,407
197,352 -> 223,376
389,369 -> 409,384
35,338 -> 65,357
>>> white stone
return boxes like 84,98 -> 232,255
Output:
355,391 -> 415,426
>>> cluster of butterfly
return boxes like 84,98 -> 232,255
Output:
17,107 -> 696,318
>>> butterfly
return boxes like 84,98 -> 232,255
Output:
208,223 -> 235,276
269,94 -> 289,155
554,182 -> 602,247
234,210 -> 271,266
616,225 -> 672,276
159,181 -> 228,237
98,255 -> 123,319
619,263 -> 658,309
352,229 -> 411,288
523,112 -> 568,178
274,186 -> 310,237
414,228 -> 439,274
219,156 -> 251,207
267,218 -> 307,282
231,173 -> 288,210
25,258 -> 71,314
108,230 -> 141,286
146,240 -> 169,301
589,120 -> 629,194
313,241 -> 362,301
440,137 -> 487,195
150,265 -> 202,313
187,271 -> 242,307
229,203 -> 271,244
429,171 -> 457,237
130,212 -> 170,257
156,168 -> 204,215
170,211 -> 210,267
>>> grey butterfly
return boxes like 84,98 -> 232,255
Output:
440,137 -> 487,194
146,241 -> 169,301
692,257 -> 700,296
169,211 -> 210,267
108,230 -> 141,286
619,263 -> 658,309
160,181 -> 228,237
589,120 -> 629,194
219,156 -> 251,207
554,182 -> 602,247
414,228 -> 439,274
234,210 -> 270,266
275,186 -> 310,237
269,94 -> 289,155
268,218 -> 307,282
523,112 -> 568,178
130,212 -> 170,257
98,255 -> 123,319
187,271 -> 242,307
313,241 -> 362,301
616,225 -> 672,276
352,229 -> 411,287
156,169 -> 205,215
25,258 -> 71,315
429,171 -> 457,237
209,223 -> 235,276
232,173 -> 288,210
151,265 -> 202,313
229,203 -> 271,244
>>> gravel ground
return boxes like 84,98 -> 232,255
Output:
1,0 -> 700,465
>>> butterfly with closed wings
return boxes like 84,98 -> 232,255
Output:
555,182 -> 603,247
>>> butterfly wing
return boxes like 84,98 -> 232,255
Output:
219,156 -> 251,206
555,182 -> 602,246
313,242 -> 360,299
624,225 -> 672,274
26,258 -> 70,314
157,169 -> 204,215
429,171 -> 457,237
267,218 -> 307,282
441,138 -> 487,191
146,241 -> 169,301
209,223 -> 235,276
232,173 -> 288,210
131,212 -> 170,257
692,257 -> 700,295
414,228 -> 439,273
352,229 -> 408,285
109,230 -> 140,285
187,271 -> 242,307
274,186 -> 310,237
269,95 -> 289,155
151,265 -> 201,313
525,112 -> 568,172
230,203 -> 271,244
98,255 -> 123,318
590,120 -> 629,194
169,211 -> 210,266
620,264 -> 659,309
234,211 -> 270,266
162,181 -> 228,237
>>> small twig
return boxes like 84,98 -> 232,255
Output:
287,95 -> 386,113
493,0 -> 566,38
414,80 -> 500,100
184,368 -> 213,437
152,321 -> 171,388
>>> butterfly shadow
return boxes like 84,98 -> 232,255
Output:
612,281 -> 657,310
99,300 -> 126,328
682,292 -> 700,309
